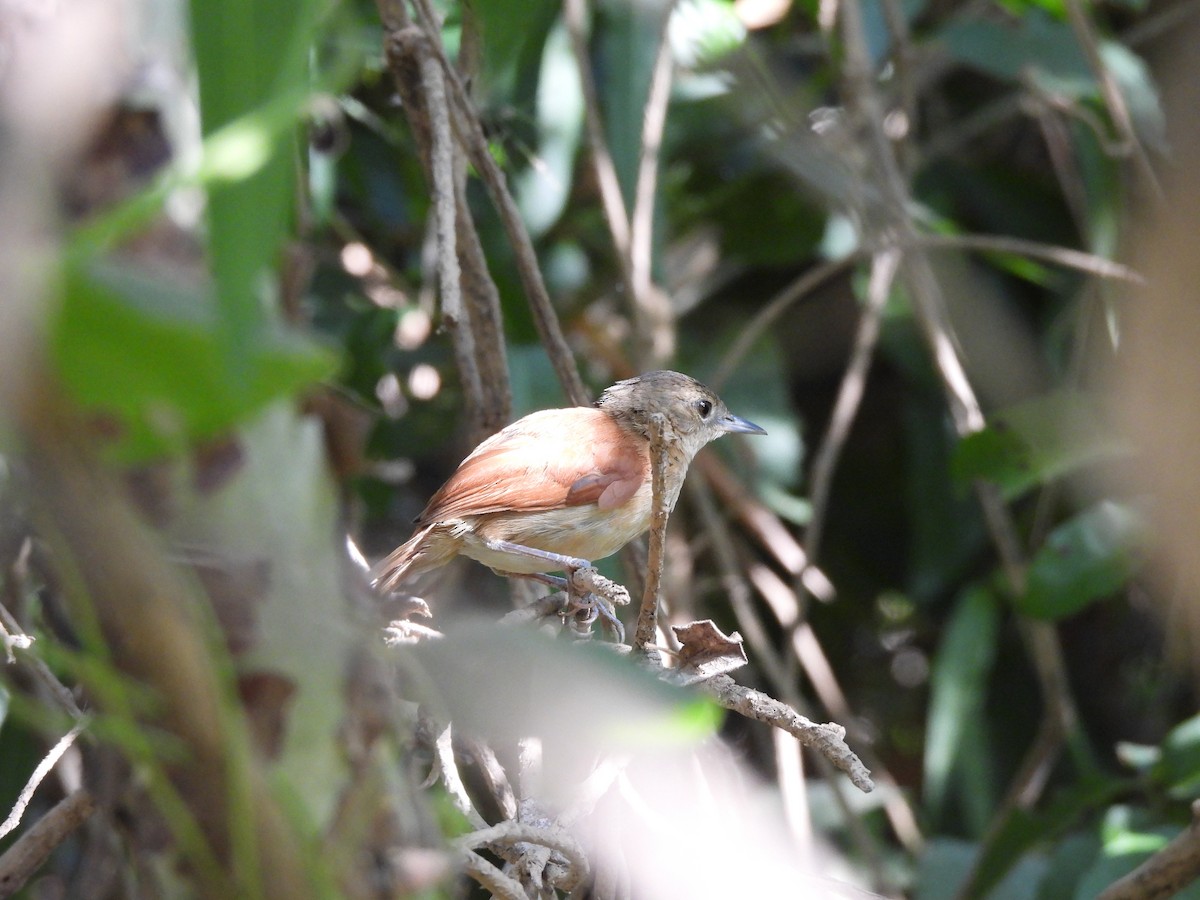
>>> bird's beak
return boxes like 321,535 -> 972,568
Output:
722,413 -> 767,435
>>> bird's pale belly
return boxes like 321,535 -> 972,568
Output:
460,482 -> 655,574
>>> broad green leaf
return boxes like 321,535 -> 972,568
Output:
52,261 -> 336,462
1019,501 -> 1143,620
952,390 -> 1130,501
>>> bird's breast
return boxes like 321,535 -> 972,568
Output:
463,479 -> 655,573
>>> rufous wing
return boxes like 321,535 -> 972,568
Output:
415,407 -> 648,524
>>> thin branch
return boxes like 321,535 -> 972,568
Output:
634,413 -> 671,654
709,254 -> 858,392
0,722 -> 87,841
0,789 -> 94,896
806,248 -> 899,563
699,674 -> 873,792
564,0 -> 632,260
1062,0 -> 1163,201
460,851 -> 527,900
409,0 -> 589,407
629,24 -> 676,367
915,232 -> 1143,283
0,602 -> 84,719
1097,800 -> 1200,900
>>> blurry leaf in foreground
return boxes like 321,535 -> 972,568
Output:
52,261 -> 336,462
409,620 -> 719,758
1018,501 -> 1143,621
1153,713 -> 1200,800
951,389 -> 1129,501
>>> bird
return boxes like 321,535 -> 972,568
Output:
371,370 -> 766,595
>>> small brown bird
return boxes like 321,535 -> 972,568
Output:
371,370 -> 766,593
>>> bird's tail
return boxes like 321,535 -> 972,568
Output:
371,524 -> 444,594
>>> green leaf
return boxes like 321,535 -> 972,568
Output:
1019,501 -> 1143,620
939,15 -> 1092,93
1153,714 -> 1200,799
189,0 -> 325,390
52,261 -> 336,462
952,390 -> 1130,501
924,585 -> 1000,829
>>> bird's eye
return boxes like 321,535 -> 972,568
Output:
695,399 -> 713,419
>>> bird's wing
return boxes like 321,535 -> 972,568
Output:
416,407 -> 649,523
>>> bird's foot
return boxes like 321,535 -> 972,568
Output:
566,567 -> 628,643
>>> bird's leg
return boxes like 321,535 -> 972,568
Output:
487,540 -> 628,642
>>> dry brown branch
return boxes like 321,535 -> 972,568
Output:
409,0 -> 588,407
563,0 -> 634,268
699,674 -> 873,792
710,255 -> 858,392
1062,0 -> 1162,200
628,23 -> 676,367
915,232 -> 1143,283
0,602 -> 84,719
805,248 -> 899,563
458,820 -> 589,892
633,413 -> 671,654
0,722 -> 86,843
461,851 -> 527,900
379,18 -> 510,439
1097,800 -> 1200,900
0,789 -> 94,897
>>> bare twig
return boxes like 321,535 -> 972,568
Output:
699,674 -> 873,792
1062,0 -> 1163,201
563,0 -> 633,262
431,723 -> 488,831
629,24 -> 676,367
458,820 -> 589,891
710,255 -> 858,391
0,722 -> 86,841
806,248 -> 899,562
409,0 -> 589,407
0,789 -> 95,896
0,602 -> 84,719
1096,800 -> 1200,900
915,232 -> 1143,283
634,413 -> 672,654
460,851 -> 527,900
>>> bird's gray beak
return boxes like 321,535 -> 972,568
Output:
722,413 -> 767,435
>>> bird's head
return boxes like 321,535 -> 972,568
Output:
595,370 -> 766,460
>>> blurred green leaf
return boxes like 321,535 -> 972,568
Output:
924,585 -> 1000,829
1035,832 -> 1102,900
189,0 -> 326,388
52,262 -> 336,462
1154,714 -> 1200,799
952,390 -> 1130,501
1018,501 -> 1143,620
938,14 -> 1092,92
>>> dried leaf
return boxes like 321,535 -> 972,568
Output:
670,620 -> 748,686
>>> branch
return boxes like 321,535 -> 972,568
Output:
805,248 -> 899,562
1097,800 -> 1200,900
409,0 -> 589,407
0,722 -> 87,842
634,413 -> 671,654
700,674 -> 873,793
0,789 -> 95,896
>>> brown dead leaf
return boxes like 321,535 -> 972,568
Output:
670,620 -> 747,685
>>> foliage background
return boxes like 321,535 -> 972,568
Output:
0,0 -> 1199,896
